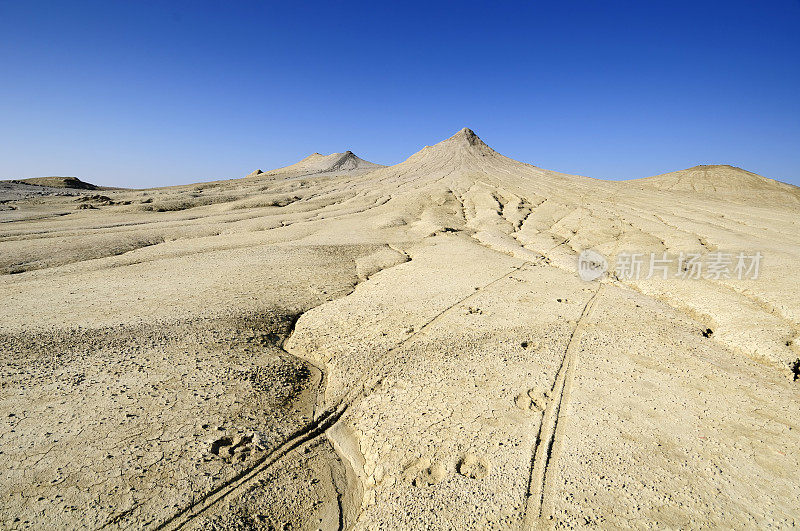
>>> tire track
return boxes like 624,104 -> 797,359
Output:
523,284 -> 603,529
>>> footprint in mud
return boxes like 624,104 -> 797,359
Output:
457,453 -> 490,480
404,458 -> 447,486
209,432 -> 263,462
515,389 -> 551,412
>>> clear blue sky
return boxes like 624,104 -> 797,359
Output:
2,0 -> 799,188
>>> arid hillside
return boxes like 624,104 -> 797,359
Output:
1,129 -> 799,529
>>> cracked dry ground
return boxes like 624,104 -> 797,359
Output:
2,129 -> 800,529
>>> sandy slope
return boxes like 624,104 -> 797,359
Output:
1,128 -> 798,529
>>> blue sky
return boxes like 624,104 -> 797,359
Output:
1,0 -> 799,188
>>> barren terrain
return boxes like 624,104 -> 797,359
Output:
1,129 -> 799,529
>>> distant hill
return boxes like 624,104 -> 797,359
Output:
264,151 -> 384,176
627,165 -> 800,201
10,176 -> 100,190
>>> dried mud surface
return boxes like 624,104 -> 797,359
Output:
2,129 -> 799,529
